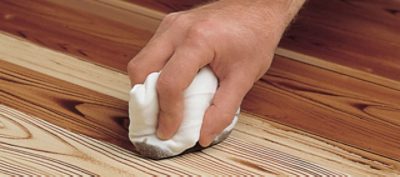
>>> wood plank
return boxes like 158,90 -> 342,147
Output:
243,55 -> 400,160
3,104 -> 392,176
2,0 -> 399,88
125,0 -> 400,82
0,1 -> 398,165
2,30 -> 400,162
1,0 -> 398,94
0,58 -> 132,150
1,58 -> 399,176
0,32 -> 129,101
1,32 -> 400,175
280,0 -> 400,81
275,48 -> 400,91
0,0 -> 155,72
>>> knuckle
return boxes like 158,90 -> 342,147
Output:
127,60 -> 141,75
174,15 -> 191,28
221,111 -> 234,123
215,109 -> 235,129
156,74 -> 177,95
186,21 -> 220,47
127,60 -> 146,84
162,12 -> 179,24
188,22 -> 213,40
162,12 -> 189,27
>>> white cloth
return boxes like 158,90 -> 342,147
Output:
128,67 -> 239,159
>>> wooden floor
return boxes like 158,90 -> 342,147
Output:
0,0 -> 399,176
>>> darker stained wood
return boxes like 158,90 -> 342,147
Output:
243,56 -> 400,161
0,60 -> 133,150
134,0 -> 400,81
125,0 -> 205,13
0,0 -> 154,72
280,0 -> 400,81
1,0 -> 399,81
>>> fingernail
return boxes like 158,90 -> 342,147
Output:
156,113 -> 172,140
200,135 -> 214,147
156,129 -> 167,140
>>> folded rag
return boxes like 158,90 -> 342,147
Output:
128,66 -> 239,159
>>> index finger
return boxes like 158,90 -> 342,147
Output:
156,39 -> 213,140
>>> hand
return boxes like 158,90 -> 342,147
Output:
127,0 -> 305,147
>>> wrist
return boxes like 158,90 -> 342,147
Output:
208,0 -> 305,36
271,0 -> 306,26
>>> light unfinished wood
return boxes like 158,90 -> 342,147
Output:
0,32 -> 130,101
0,34 -> 399,176
0,103 -> 398,176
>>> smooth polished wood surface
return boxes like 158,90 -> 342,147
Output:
244,56 -> 400,160
134,0 -> 400,82
0,32 -> 129,101
2,0 -> 400,82
0,0 -> 154,72
280,0 -> 400,82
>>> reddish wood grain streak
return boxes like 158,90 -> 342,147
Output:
243,56 -> 400,160
0,60 -> 132,150
0,0 -> 153,72
125,0 -> 204,12
385,8 -> 400,15
281,0 -> 400,81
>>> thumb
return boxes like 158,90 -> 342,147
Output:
199,74 -> 253,147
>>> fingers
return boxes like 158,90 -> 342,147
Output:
126,12 -> 190,86
156,40 -> 213,140
199,74 -> 252,147
127,34 -> 174,86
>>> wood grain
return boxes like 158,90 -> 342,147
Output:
1,0 -> 400,173
243,56 -> 400,160
0,32 -> 129,101
280,0 -> 400,81
1,104 -> 270,176
124,0 -> 204,13
2,30 -> 400,162
3,0 -> 399,86
126,0 -> 400,82
0,0 -> 155,72
0,60 -> 132,150
275,48 -> 400,91
0,104 -> 371,176
1,33 -> 400,175
0,59 -> 399,175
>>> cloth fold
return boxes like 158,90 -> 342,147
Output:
128,67 -> 239,159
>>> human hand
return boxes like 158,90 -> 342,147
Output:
127,0 -> 305,147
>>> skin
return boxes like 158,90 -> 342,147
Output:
127,0 -> 306,147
